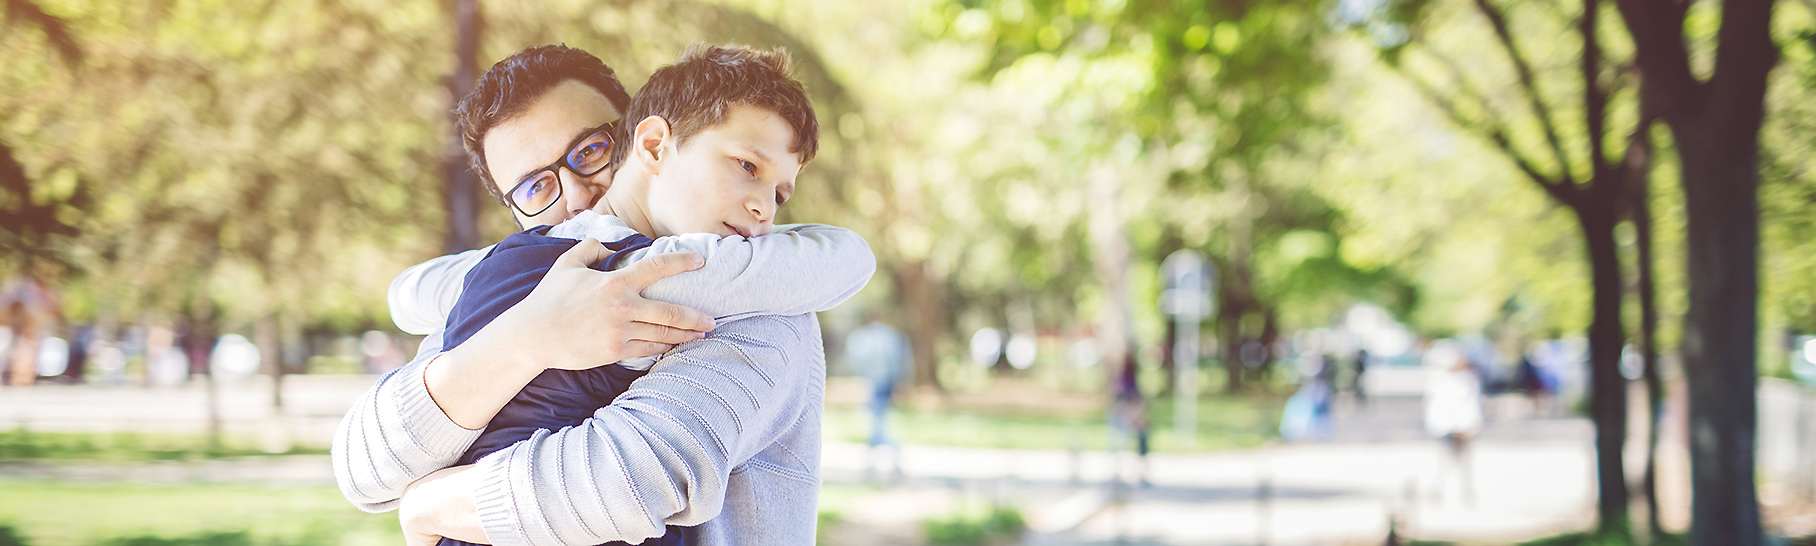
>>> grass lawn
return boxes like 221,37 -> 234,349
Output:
0,482 -> 400,546
0,429 -> 327,462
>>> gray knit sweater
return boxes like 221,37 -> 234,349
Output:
332,215 -> 873,545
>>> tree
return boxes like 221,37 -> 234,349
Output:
926,0 -> 1357,393
1613,0 -> 1777,543
1349,0 -> 1659,532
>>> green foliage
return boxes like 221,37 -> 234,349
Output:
0,525 -> 26,546
3,0 -> 1810,382
922,505 -> 1024,545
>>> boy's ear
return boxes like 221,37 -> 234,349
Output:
632,115 -> 672,174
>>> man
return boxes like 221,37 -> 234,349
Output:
333,45 -> 854,545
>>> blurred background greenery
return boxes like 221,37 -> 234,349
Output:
2,0 -> 1815,544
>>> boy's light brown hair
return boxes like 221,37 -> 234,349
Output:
609,43 -> 819,167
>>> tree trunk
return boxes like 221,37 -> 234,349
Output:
1220,288 -> 1244,393
1674,120 -> 1764,546
442,0 -> 482,253
1159,320 -> 1176,396
1611,0 -> 1774,542
1630,121 -> 1665,539
1578,207 -> 1631,533
1222,175 -> 1254,393
1088,164 -> 1139,392
894,261 -> 944,391
255,315 -> 282,411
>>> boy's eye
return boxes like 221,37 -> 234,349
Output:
738,159 -> 757,174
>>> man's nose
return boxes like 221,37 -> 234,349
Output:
560,168 -> 605,218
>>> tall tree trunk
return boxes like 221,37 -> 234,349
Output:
1579,207 -> 1631,533
1629,118 -> 1665,539
1221,175 -> 1254,393
255,315 -> 282,411
1088,164 -> 1139,392
894,261 -> 944,391
1676,124 -> 1763,546
442,0 -> 482,253
1614,0 -> 1775,542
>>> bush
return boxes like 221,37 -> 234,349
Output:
923,506 -> 1025,545
0,525 -> 28,546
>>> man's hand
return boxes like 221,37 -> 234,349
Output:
399,465 -> 488,546
480,238 -> 716,370
426,239 -> 717,429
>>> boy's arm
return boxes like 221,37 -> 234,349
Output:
622,224 -> 876,321
388,246 -> 492,335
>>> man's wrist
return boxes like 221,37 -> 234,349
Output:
425,340 -> 543,430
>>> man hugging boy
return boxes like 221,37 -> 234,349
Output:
411,44 -> 870,545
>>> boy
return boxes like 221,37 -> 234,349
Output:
418,43 -> 863,545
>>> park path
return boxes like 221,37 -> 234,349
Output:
0,372 -> 1664,545
818,394 -> 1608,546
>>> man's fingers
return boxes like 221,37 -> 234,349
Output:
620,341 -> 678,360
616,251 -> 706,290
554,238 -> 613,269
632,300 -> 716,332
627,321 -> 709,346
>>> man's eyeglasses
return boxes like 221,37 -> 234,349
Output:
505,122 -> 617,217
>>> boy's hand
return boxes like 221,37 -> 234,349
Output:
399,465 -> 486,546
472,239 -> 716,373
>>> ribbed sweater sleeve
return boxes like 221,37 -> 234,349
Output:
330,349 -> 482,512
470,315 -> 822,546
388,246 -> 491,336
626,224 -> 875,322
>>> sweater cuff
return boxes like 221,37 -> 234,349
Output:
475,442 -> 557,546
390,357 -> 482,458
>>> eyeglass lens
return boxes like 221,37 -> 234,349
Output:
510,131 -> 613,217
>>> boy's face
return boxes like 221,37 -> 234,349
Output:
641,104 -> 802,238
483,80 -> 622,228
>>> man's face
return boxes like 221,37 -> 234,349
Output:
482,80 -> 622,228
642,104 -> 802,238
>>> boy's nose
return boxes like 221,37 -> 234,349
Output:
748,194 -> 775,224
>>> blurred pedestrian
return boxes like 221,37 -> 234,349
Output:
1423,340 -> 1481,505
1110,355 -> 1151,486
1351,347 -> 1370,408
843,310 -> 910,478
1281,353 -> 1335,441
1515,351 -> 1549,417
1,275 -> 59,387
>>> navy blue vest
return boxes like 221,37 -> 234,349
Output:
437,227 -> 685,546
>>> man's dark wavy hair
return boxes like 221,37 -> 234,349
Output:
455,44 -> 633,205
610,43 -> 818,168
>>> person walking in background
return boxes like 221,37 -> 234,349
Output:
1351,347 -> 1370,408
1110,356 -> 1151,486
1423,339 -> 1482,506
1,273 -> 59,387
843,310 -> 910,479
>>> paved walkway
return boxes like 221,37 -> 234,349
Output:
819,395 -> 1605,546
0,375 -> 1629,545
